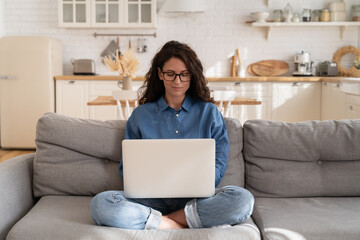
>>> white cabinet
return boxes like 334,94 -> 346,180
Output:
272,82 -> 321,122
345,94 -> 360,119
58,0 -> 91,27
56,79 -> 143,120
208,82 -> 272,124
59,0 -> 156,28
321,82 -> 346,120
88,80 -> 121,121
56,80 -> 90,119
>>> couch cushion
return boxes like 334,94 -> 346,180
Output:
255,197 -> 360,240
243,119 -> 360,197
7,196 -> 260,240
33,113 -> 125,197
218,118 -> 245,188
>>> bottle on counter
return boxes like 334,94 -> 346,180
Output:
302,9 -> 311,22
321,9 -> 330,22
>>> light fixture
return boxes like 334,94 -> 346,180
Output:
160,0 -> 205,14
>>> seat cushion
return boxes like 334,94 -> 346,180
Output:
255,197 -> 360,240
243,119 -> 360,197
7,196 -> 260,240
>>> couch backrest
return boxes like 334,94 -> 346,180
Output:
243,119 -> 360,198
33,113 -> 245,197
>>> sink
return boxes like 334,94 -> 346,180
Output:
340,78 -> 360,96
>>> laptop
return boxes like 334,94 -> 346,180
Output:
122,138 -> 215,198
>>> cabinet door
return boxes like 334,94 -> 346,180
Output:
125,0 -> 156,28
89,80 -> 120,120
272,82 -> 321,122
56,80 -> 90,119
92,0 -> 124,27
345,94 -> 360,119
321,82 -> 346,120
58,0 -> 91,27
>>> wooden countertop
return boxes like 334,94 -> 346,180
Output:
55,75 -> 357,83
88,96 -> 262,106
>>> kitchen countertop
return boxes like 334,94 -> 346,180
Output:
88,96 -> 262,106
54,75 -> 358,83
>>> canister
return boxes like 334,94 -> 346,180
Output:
321,9 -> 330,22
302,9 -> 311,22
273,10 -> 283,22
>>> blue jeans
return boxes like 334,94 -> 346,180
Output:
90,186 -> 254,229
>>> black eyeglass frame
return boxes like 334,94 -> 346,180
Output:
159,69 -> 191,82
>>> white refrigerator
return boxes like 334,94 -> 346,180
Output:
0,36 -> 63,149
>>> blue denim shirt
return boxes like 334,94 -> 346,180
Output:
120,94 -> 229,187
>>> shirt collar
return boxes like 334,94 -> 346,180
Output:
157,94 -> 193,112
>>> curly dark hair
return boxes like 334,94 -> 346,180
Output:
139,40 -> 214,105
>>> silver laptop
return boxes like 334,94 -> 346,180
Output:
122,139 -> 215,198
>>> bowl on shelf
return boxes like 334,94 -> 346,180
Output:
251,11 -> 270,23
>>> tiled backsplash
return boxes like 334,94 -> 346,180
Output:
2,0 -> 360,76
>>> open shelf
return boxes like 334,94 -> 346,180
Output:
251,21 -> 360,40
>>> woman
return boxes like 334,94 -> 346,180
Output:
90,41 -> 254,230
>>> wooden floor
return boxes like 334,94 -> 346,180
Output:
0,149 -> 35,163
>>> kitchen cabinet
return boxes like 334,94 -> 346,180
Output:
321,82 -> 346,120
56,79 -> 143,120
208,82 -> 272,124
272,82 -> 321,122
345,93 -> 360,119
56,80 -> 90,119
89,80 -> 121,120
58,0 -> 156,28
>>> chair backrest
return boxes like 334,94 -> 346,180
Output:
112,90 -> 138,100
211,90 -> 236,101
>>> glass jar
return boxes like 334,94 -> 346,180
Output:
273,10 -> 283,22
302,9 -> 311,22
352,5 -> 360,21
311,10 -> 321,22
321,9 -> 330,22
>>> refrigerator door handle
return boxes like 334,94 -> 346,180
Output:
0,75 -> 17,80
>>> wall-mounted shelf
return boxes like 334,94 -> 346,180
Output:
251,21 -> 360,40
265,0 -> 345,7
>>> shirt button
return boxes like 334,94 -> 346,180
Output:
176,114 -> 179,117
176,130 -> 179,134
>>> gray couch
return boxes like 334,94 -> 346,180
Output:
1,112 -> 359,240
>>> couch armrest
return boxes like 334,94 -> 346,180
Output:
0,153 -> 36,240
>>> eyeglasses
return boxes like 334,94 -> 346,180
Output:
160,69 -> 191,82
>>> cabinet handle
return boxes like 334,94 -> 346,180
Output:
323,82 -> 327,86
69,81 -> 75,84
293,82 -> 301,86
117,80 -> 123,88
234,82 -> 242,86
336,83 -> 341,88
349,105 -> 354,111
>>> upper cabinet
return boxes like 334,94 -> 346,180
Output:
58,0 -> 156,28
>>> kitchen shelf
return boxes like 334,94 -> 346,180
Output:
265,0 -> 345,7
251,21 -> 360,40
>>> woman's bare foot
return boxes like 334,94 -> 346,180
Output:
159,215 -> 186,229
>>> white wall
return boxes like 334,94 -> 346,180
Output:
3,0 -> 360,76
0,0 -> 4,37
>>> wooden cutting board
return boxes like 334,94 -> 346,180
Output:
248,60 -> 289,76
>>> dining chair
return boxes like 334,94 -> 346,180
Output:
211,89 -> 236,117
112,90 -> 138,120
